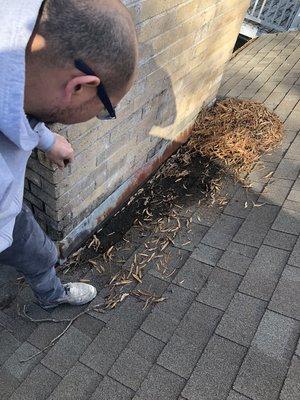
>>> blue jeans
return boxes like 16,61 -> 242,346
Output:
0,204 -> 64,303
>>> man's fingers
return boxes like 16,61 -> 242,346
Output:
44,134 -> 75,169
57,160 -> 65,170
65,145 -> 75,162
70,152 -> 75,162
68,149 -> 75,163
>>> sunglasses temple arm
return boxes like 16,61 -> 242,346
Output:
98,84 -> 116,118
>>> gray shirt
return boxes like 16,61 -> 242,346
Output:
0,0 -> 55,252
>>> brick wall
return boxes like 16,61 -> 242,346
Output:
25,0 -> 250,255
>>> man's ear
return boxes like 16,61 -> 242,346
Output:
64,75 -> 100,104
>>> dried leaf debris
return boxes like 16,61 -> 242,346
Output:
189,98 -> 283,175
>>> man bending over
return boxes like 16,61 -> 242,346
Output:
0,0 -> 138,309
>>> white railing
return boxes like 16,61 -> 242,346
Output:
246,0 -> 300,32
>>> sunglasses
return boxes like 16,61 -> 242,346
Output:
74,59 -> 116,120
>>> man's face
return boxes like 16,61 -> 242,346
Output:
24,63 -> 135,124
34,92 -> 121,125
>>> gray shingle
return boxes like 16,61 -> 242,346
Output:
175,202 -> 198,218
269,265 -> 300,319
261,147 -> 286,164
223,187 -> 260,219
235,350 -> 286,400
285,135 -> 300,160
156,284 -> 196,319
258,178 -> 294,205
289,236 -> 300,267
226,242 -> 258,258
192,204 -> 221,227
227,391 -> 251,400
296,339 -> 300,357
0,283 -> 18,311
17,299 -> 47,317
233,204 -> 280,247
248,161 -> 277,182
0,330 -> 20,366
80,327 -> 129,375
234,311 -> 300,400
3,341 -> 43,381
41,326 -> 91,377
272,207 -> 300,235
9,364 -> 61,400
247,180 -> 266,194
292,177 -> 300,191
175,302 -> 222,345
287,189 -> 300,202
284,199 -> 300,212
157,334 -> 203,379
191,243 -> 223,266
239,245 -> 289,301
216,293 -> 267,346
148,246 -> 191,283
50,303 -> 89,321
135,273 -> 169,296
109,240 -> 141,266
172,223 -> 208,251
280,356 -> 300,400
123,225 -> 151,245
48,362 -> 100,400
263,229 -> 297,251
182,335 -> 246,400
173,258 -> 213,292
87,291 -> 113,323
273,158 -> 300,180
217,248 -> 253,276
201,215 -> 243,250
105,297 -> 151,340
0,308 -> 37,342
127,330 -> 164,363
136,364 -> 186,400
140,309 -> 180,343
197,268 -> 242,311
0,264 -> 19,286
27,321 -> 69,351
73,314 -> 105,339
0,367 -> 20,399
109,348 -> 152,391
283,106 -> 300,131
91,376 -> 133,400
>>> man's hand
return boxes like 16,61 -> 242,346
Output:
45,134 -> 75,170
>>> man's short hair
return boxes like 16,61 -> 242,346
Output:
38,0 -> 138,95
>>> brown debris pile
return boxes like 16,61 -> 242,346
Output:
189,98 -> 283,174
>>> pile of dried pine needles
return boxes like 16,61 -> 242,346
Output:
189,98 -> 283,174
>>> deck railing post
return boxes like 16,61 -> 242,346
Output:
252,0 -> 261,15
258,0 -> 268,19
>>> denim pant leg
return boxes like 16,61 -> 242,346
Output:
0,204 -> 65,303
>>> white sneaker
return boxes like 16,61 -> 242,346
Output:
40,282 -> 97,309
